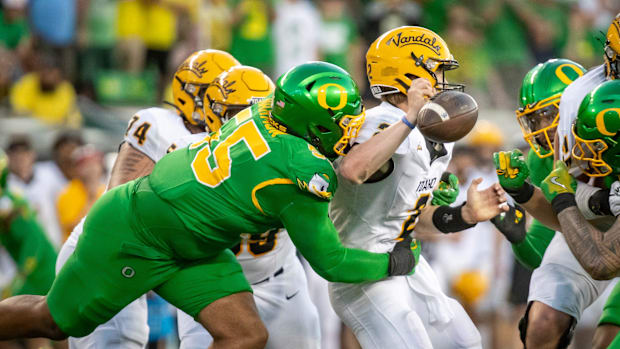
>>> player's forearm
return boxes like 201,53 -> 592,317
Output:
312,247 -> 390,283
556,201 -> 620,280
520,187 -> 561,231
107,143 -> 155,189
338,122 -> 412,184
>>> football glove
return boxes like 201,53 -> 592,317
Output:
432,172 -> 460,206
610,181 -> 620,216
541,161 -> 576,202
493,149 -> 530,191
388,235 -> 419,276
491,204 -> 526,244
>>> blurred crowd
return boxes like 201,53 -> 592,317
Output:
1,0 -> 620,348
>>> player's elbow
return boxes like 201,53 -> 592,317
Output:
337,159 -> 366,185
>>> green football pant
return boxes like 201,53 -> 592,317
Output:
47,180 -> 251,337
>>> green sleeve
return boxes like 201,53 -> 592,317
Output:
257,184 -> 389,282
526,148 -> 553,188
511,218 -> 555,270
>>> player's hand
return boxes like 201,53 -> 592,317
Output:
405,78 -> 436,127
610,181 -> 620,217
493,149 -> 530,191
432,172 -> 460,206
540,161 -> 576,202
491,204 -> 526,244
461,178 -> 509,224
388,235 -> 418,276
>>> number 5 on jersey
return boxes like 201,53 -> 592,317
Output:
191,120 -> 271,187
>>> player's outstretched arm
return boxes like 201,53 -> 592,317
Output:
542,161 -> 620,280
256,185 -> 415,282
107,143 -> 155,188
415,178 -> 509,234
338,79 -> 435,184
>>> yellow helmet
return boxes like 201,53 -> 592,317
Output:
172,50 -> 240,126
451,270 -> 489,306
203,66 -> 275,131
467,120 -> 504,148
366,26 -> 462,98
605,14 -> 620,80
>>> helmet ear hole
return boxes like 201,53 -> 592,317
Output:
306,81 -> 317,91
317,125 -> 330,133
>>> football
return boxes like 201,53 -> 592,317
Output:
417,90 -> 479,143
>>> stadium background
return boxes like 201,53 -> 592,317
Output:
0,0 -> 618,348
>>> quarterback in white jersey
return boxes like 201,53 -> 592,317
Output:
55,50 -> 240,349
328,26 -> 508,349
175,66 -> 321,349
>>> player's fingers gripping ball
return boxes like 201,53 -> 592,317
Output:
493,149 -> 530,191
431,172 -> 460,206
541,161 -> 577,202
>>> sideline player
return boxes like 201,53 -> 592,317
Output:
328,26 -> 507,349
176,66 -> 322,349
0,62 -> 437,348
54,49 -> 240,349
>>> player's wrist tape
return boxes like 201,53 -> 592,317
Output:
432,203 -> 476,234
504,182 -> 535,204
401,116 -> 416,130
388,237 -> 416,276
551,193 -> 577,215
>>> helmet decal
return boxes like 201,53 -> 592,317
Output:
317,83 -> 348,110
595,108 -> 620,136
554,63 -> 584,85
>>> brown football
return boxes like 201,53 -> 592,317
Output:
417,90 -> 478,143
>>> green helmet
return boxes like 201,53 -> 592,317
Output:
516,58 -> 586,158
270,62 -> 365,159
0,149 -> 8,195
572,80 -> 620,179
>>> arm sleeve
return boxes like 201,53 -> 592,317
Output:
511,218 -> 555,270
257,183 -> 389,282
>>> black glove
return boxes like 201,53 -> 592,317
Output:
388,235 -> 416,276
491,204 -> 526,244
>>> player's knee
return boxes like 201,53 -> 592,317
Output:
34,297 -> 67,340
526,304 -> 573,346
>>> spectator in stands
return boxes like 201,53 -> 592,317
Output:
9,53 -> 82,127
361,0 -> 421,45
56,144 -> 105,240
0,0 -> 30,51
230,0 -> 275,75
318,0 -> 361,79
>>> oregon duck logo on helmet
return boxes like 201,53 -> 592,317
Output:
172,50 -> 240,127
605,14 -> 620,80
270,61 -> 364,159
204,66 -> 275,131
367,26 -> 463,97
516,59 -> 585,158
571,80 -> 620,178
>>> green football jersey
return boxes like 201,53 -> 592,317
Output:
526,148 -> 554,187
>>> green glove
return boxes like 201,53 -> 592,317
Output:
540,161 -> 577,202
432,172 -> 459,206
493,149 -> 530,191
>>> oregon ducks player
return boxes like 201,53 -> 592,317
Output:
0,62 -> 424,348
54,49 -> 240,349
177,66 -> 323,349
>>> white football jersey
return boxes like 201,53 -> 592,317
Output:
330,102 -> 453,253
124,107 -> 192,162
557,64 -> 607,162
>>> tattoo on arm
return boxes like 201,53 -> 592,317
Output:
107,143 -> 155,189
558,206 -> 620,280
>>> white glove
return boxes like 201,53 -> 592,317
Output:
610,181 -> 620,217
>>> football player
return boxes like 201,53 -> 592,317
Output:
176,66 -> 323,349
328,26 -> 507,349
494,59 -> 597,349
54,49 -> 240,349
494,14 -> 620,349
0,62 -> 426,348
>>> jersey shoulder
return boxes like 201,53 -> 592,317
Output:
124,107 -> 191,162
283,136 -> 337,201
526,149 -> 553,187
356,102 -> 403,144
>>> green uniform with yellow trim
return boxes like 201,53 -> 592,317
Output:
47,99 -> 392,337
0,191 -> 57,297
509,148 -> 556,270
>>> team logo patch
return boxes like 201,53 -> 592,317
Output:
121,266 -> 135,278
298,173 -> 332,199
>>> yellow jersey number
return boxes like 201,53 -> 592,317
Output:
396,193 -> 430,241
191,120 -> 270,187
231,228 -> 280,257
